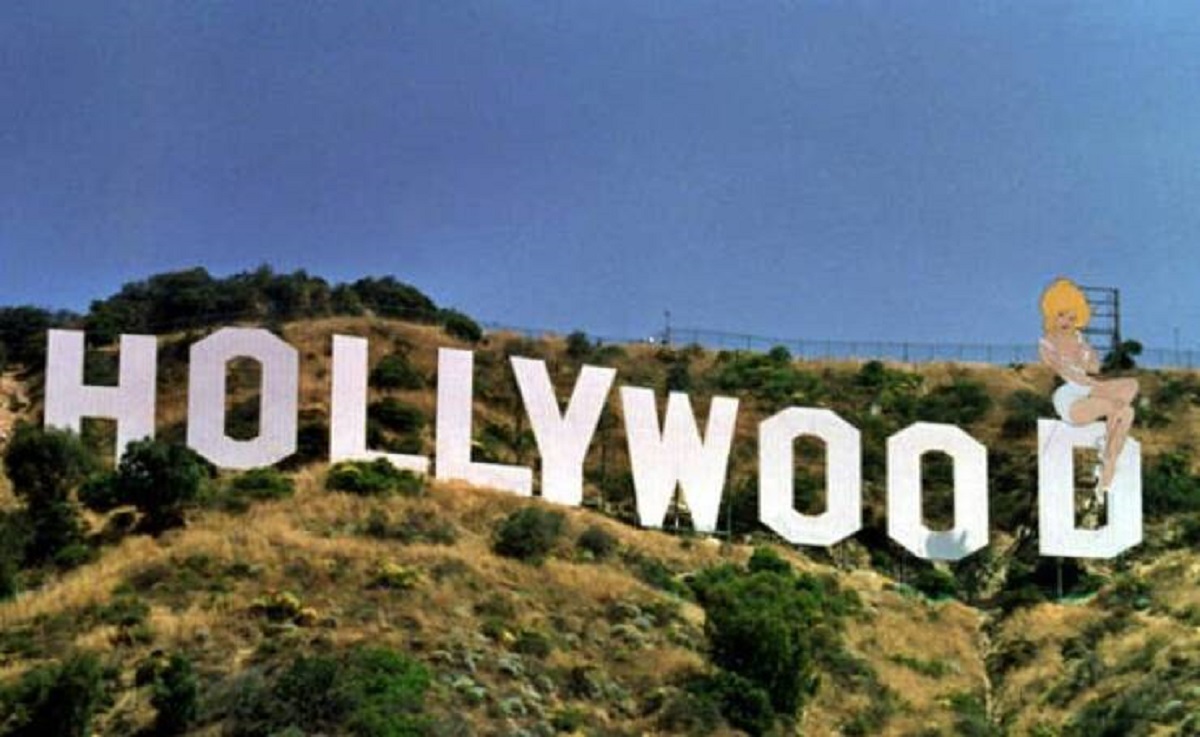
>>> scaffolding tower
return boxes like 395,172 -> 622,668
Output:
1079,285 -> 1121,356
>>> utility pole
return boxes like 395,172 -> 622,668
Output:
663,310 -> 672,347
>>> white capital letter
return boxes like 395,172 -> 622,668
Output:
621,387 -> 738,532
887,422 -> 989,561
1038,419 -> 1141,558
512,356 -> 614,506
187,328 -> 298,469
435,348 -> 532,495
44,329 -> 157,460
329,335 -> 429,473
759,408 -> 861,546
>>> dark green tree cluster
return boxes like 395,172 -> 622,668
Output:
2,424 -> 97,570
710,349 -> 826,405
493,506 -> 565,564
0,652 -> 108,737
688,547 -> 860,734
79,266 -> 480,346
229,647 -> 429,737
0,306 -> 76,371
80,438 -> 211,533
326,458 -> 426,497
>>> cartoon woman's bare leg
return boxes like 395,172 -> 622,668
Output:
1068,395 -> 1125,504
1090,378 -> 1138,492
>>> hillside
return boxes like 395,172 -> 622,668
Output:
0,276 -> 1198,736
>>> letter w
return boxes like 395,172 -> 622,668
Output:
620,387 -> 738,532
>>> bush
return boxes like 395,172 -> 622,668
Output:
1002,390 -> 1055,438
360,508 -> 457,545
151,653 -> 198,735
368,398 -> 426,435
695,671 -> 776,736
281,415 -> 329,470
912,566 -> 959,600
565,331 -> 593,360
0,515 -> 26,599
82,438 -> 209,533
747,546 -> 792,576
440,309 -> 482,343
0,652 -> 106,737
1102,339 -> 1142,372
232,647 -> 429,737
326,459 -> 425,497
370,353 -> 425,390
229,467 -> 295,502
493,506 -> 565,563
918,378 -> 992,425
576,525 -> 618,560
711,352 -> 825,405
3,424 -> 96,564
1143,448 -> 1200,517
691,559 -> 854,721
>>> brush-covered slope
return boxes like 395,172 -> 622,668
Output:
0,273 -> 1197,735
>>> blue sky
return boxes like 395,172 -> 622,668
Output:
2,2 -> 1198,349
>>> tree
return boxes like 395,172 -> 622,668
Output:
151,653 -> 198,735
440,309 -> 483,343
3,424 -> 96,563
565,331 -> 593,360
691,554 -> 856,723
1103,339 -> 1142,372
0,652 -> 106,737
81,438 -> 209,533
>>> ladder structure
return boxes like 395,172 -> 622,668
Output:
1079,285 -> 1121,356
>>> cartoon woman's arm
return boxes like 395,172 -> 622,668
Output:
1080,339 -> 1101,374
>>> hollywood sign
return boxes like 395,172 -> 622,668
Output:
43,328 -> 1141,560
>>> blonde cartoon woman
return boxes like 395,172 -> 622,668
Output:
1038,278 -> 1138,510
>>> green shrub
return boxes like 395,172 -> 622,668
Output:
625,551 -> 689,596
229,468 -> 295,502
947,691 -> 1001,737
151,653 -> 198,735
1002,389 -> 1055,438
1143,448 -> 1200,517
282,416 -> 329,470
360,508 -> 457,545
1101,339 -> 1142,372
370,353 -> 425,390
565,331 -> 593,360
81,438 -> 210,533
368,398 -> 426,435
918,378 -> 992,425
711,352 -> 825,405
655,686 -> 723,734
326,459 -> 425,497
576,525 -> 618,560
513,628 -> 553,658
3,424 -> 96,564
691,559 -> 853,721
0,518 -> 23,599
233,647 -> 429,737
0,652 -> 106,737
695,671 -> 775,736
747,546 -> 792,576
912,566 -> 959,600
440,309 -> 482,343
368,561 -> 421,591
493,506 -> 565,563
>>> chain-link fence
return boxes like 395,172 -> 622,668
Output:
482,321 -> 1198,370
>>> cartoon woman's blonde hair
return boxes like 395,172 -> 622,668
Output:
1040,277 -> 1091,332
